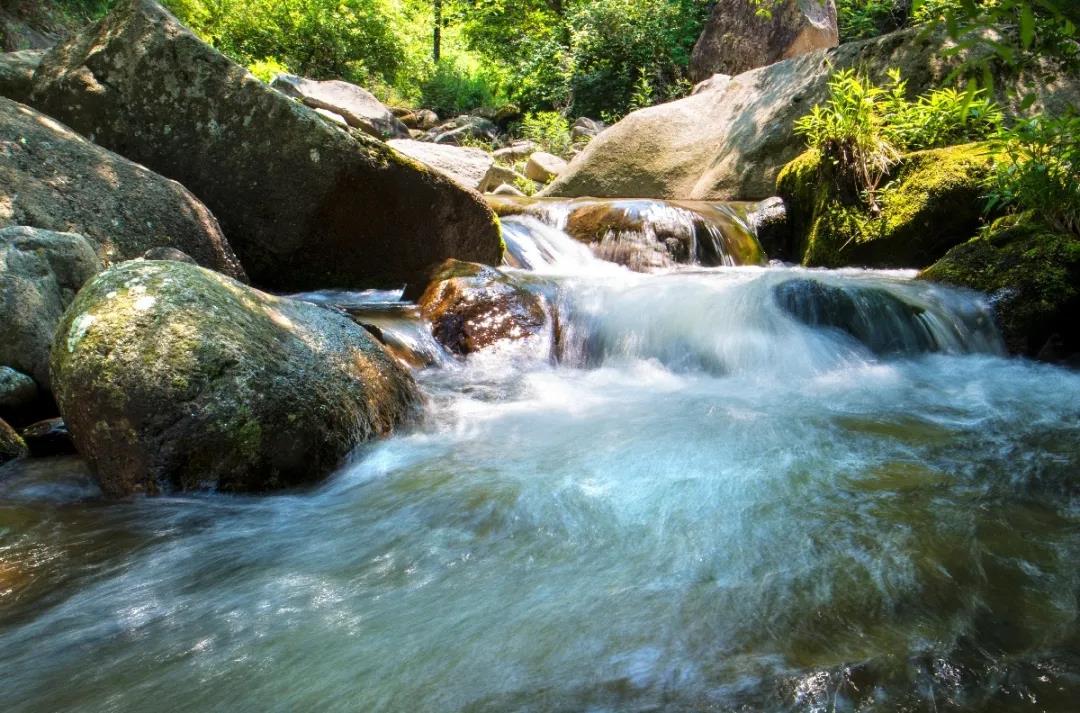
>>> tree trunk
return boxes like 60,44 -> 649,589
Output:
433,0 -> 442,63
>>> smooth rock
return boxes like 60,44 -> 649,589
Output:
494,141 -> 538,162
0,48 -> 42,102
0,416 -> 27,465
51,260 -> 420,496
415,109 -> 439,131
0,97 -> 245,278
20,417 -> 75,457
744,196 -> 789,260
689,0 -> 838,81
571,117 -> 605,141
27,0 -> 501,291
491,183 -> 527,197
0,366 -> 36,411
387,139 -> 494,191
419,260 -> 548,356
142,246 -> 197,264
691,73 -> 731,96
0,226 -> 102,389
314,107 -> 349,129
427,115 -> 498,145
525,152 -> 568,183
480,165 -> 523,193
271,73 -> 409,139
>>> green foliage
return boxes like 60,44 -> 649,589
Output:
246,57 -> 290,83
988,114 -> 1080,235
836,0 -> 908,42
419,55 -> 506,116
521,111 -> 572,157
794,68 -> 1002,205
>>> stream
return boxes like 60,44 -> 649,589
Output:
2,199 -> 1079,712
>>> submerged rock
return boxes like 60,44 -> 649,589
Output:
28,0 -> 501,291
0,416 -> 27,465
270,74 -> 410,139
419,260 -> 548,356
0,98 -> 245,278
0,48 -> 42,102
919,216 -> 1080,359
387,139 -> 495,191
777,144 -> 992,267
689,0 -> 838,81
0,226 -> 102,390
51,260 -> 419,496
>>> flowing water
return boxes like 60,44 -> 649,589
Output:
2,200 -> 1080,712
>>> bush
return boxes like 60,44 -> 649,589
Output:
419,55 -> 506,116
246,57 -> 290,83
836,0 -> 908,42
521,111 -> 572,157
988,114 -> 1080,236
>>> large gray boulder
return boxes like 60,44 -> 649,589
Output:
689,0 -> 838,81
0,97 -> 245,278
544,27 -> 1079,201
270,74 -> 410,139
0,48 -> 42,102
387,139 -> 495,191
0,226 -> 102,390
28,0 -> 501,291
51,260 -> 420,496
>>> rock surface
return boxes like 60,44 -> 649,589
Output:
919,216 -> 1080,359
544,27 -> 1078,201
0,366 -> 36,412
419,260 -> 548,356
0,416 -> 27,465
271,74 -> 410,139
20,417 -> 75,457
387,139 -> 495,191
28,0 -> 501,291
0,0 -> 71,51
0,48 -> 42,102
0,226 -> 102,390
525,152 -> 568,183
689,0 -> 838,81
51,260 -> 420,496
777,144 -> 992,267
426,115 -> 499,145
0,97 -> 245,277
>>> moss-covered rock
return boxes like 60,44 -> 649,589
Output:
919,215 -> 1080,359
776,143 -> 993,268
0,416 -> 28,466
51,260 -> 420,496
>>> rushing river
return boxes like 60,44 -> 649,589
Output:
2,201 -> 1080,712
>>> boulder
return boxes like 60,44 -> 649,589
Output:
744,196 -> 789,259
0,366 -> 36,412
0,97 -> 245,278
0,416 -> 27,465
387,139 -> 494,191
20,417 -> 75,457
142,246 -> 197,264
270,74 -> 409,139
691,73 -> 732,96
776,144 -> 992,267
0,226 -> 102,390
525,152 -> 568,183
919,216 -> 1080,360
480,165 -> 524,193
544,27 -> 1079,201
415,109 -> 440,131
571,117 -> 605,141
314,107 -> 349,129
689,0 -> 838,82
0,48 -> 42,102
419,260 -> 548,356
491,183 -> 527,197
426,115 -> 499,145
494,141 -> 538,162
0,0 -> 71,51
51,260 -> 420,496
27,0 -> 501,291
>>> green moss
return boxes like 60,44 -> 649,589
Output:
777,144 -> 994,269
919,213 -> 1080,357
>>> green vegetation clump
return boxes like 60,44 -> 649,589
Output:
520,111 -> 572,158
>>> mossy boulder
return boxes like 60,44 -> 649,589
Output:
919,216 -> 1080,359
0,416 -> 27,466
51,260 -> 419,496
776,144 -> 992,268
419,260 -> 548,356
28,0 -> 501,291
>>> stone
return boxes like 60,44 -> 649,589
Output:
51,260 -> 420,496
0,0 -> 71,51
525,152 -> 568,183
27,0 -> 501,291
491,183 -> 527,197
387,139 -> 494,191
427,115 -> 499,145
419,260 -> 548,356
0,366 -> 36,411
314,107 -> 349,129
744,196 -> 790,260
571,117 -> 605,141
691,73 -> 732,96
270,73 -> 410,139
494,141 -> 538,162
20,417 -> 75,457
0,416 -> 27,465
0,97 -> 245,278
689,0 -> 838,81
0,48 -> 42,102
544,27 -> 1079,201
480,165 -> 524,193
142,247 -> 197,264
415,109 -> 439,131
0,226 -> 102,389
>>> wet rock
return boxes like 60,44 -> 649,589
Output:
525,152 -> 568,183
0,416 -> 27,465
51,260 -> 420,496
0,226 -> 102,389
689,0 -> 838,81
28,0 -> 501,291
0,98 -> 245,279
0,454 -> 99,501
419,260 -> 548,356
387,139 -> 494,191
0,48 -> 42,102
0,366 -> 37,412
745,196 -> 790,260
270,73 -> 410,139
20,417 -> 75,457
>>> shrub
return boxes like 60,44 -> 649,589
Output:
836,0 -> 908,42
246,57 -> 291,83
419,55 -> 506,116
520,111 -> 573,157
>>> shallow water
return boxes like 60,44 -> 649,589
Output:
2,224 -> 1080,712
